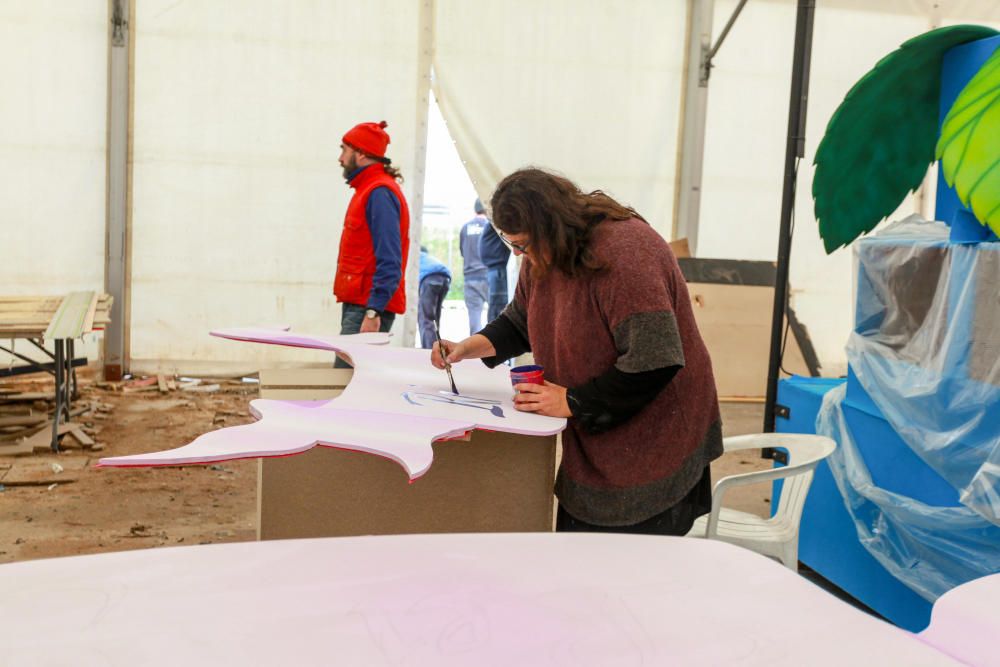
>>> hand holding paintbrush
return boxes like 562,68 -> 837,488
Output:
432,321 -> 460,395
430,331 -> 502,392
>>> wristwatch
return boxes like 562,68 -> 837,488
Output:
365,308 -> 380,320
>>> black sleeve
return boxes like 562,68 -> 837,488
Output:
478,313 -> 531,368
566,364 -> 680,434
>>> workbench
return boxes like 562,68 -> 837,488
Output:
0,292 -> 112,451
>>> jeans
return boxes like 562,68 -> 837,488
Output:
418,274 -> 451,349
335,303 -> 395,368
486,266 -> 509,322
464,276 -> 488,334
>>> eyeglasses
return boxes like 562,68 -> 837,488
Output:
498,230 -> 531,254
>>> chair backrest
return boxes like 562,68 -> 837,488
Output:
752,433 -> 836,525
703,433 -> 836,541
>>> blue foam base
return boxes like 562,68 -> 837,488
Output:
775,376 -> 933,631
950,209 -> 999,244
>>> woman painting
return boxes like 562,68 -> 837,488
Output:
432,168 -> 722,535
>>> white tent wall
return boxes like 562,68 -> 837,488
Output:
129,0 -> 423,375
434,0 -> 1000,377
432,0 -> 688,241
697,0 -> 1000,376
697,0 -> 930,375
0,3 -> 108,366
5,2 -> 1000,377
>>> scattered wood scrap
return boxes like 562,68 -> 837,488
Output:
183,383 -> 220,393
0,439 -> 35,456
65,426 -> 94,448
19,423 -> 74,453
0,392 -> 54,403
123,377 -> 159,393
0,457 -> 86,486
0,414 -> 47,428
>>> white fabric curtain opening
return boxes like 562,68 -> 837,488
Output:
433,0 -> 688,242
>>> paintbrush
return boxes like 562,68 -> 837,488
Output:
433,321 -> 460,395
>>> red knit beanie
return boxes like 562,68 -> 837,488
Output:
343,120 -> 391,158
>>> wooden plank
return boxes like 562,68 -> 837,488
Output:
0,439 -> 34,456
0,293 -> 111,336
0,326 -> 47,333
44,291 -> 95,340
66,426 -> 95,447
0,298 -> 55,310
0,415 -> 47,428
0,320 -> 51,328
258,368 -> 353,390
0,293 -> 52,336
0,301 -> 63,326
0,295 -> 54,302
1,457 -> 86,485
0,392 -> 52,403
259,369 -> 349,401
24,423 -> 74,453
14,421 -> 54,451
0,315 -> 56,324
0,295 -> 108,309
687,283 -> 812,398
0,422 -> 48,442
157,375 -> 169,392
123,377 -> 158,393
82,292 -> 99,333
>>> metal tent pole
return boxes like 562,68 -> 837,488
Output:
763,0 -> 816,434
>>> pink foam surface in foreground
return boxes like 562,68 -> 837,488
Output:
98,328 -> 565,478
0,533 -> 981,666
918,571 -> 1000,666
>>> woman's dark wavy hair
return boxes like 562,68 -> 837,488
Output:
489,167 -> 644,278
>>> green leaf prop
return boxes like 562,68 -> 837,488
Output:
813,25 -> 998,254
936,46 -> 1000,237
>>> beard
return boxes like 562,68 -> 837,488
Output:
341,154 -> 359,180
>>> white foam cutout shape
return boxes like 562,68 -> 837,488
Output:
98,328 -> 566,479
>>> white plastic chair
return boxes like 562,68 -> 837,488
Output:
686,433 -> 836,571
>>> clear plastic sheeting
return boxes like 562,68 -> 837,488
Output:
816,215 -> 1000,600
818,384 -> 1000,601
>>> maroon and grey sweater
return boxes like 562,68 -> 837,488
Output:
479,218 -> 723,526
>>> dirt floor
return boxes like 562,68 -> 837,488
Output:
0,368 -> 771,565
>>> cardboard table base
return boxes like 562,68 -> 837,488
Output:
257,368 -> 556,540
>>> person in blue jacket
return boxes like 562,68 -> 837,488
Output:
418,246 -> 452,349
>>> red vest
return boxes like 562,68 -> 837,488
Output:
334,164 -> 410,314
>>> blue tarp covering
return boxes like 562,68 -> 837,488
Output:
816,217 -> 1000,601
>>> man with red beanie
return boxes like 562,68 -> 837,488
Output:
334,120 -> 410,353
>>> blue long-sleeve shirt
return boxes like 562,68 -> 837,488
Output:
365,187 -> 402,312
349,165 -> 403,313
